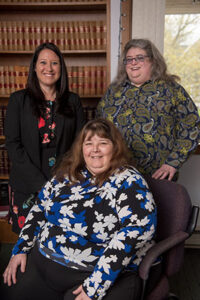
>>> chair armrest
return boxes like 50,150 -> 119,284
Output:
139,231 -> 189,280
186,205 -> 199,236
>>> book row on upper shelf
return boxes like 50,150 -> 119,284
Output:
0,65 -> 107,97
0,20 -> 107,52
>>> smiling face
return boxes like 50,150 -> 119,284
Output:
125,47 -> 152,86
35,48 -> 61,90
82,133 -> 114,176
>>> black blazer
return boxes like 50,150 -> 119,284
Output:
5,89 -> 85,194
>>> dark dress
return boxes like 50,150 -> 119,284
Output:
9,100 -> 57,233
5,89 -> 85,234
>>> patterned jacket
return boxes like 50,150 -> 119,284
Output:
12,167 -> 156,300
96,80 -> 200,175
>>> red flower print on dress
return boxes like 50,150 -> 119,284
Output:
42,133 -> 50,144
18,216 -> 26,228
49,122 -> 56,130
38,117 -> 45,128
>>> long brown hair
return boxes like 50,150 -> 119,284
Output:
54,118 -> 132,186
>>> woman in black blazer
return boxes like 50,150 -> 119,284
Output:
5,42 -> 85,234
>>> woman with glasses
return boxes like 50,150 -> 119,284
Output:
96,38 -> 200,181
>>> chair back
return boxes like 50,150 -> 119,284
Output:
144,176 -> 192,275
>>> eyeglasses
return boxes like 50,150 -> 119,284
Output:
123,55 -> 149,65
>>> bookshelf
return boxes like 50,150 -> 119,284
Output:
0,1 -> 111,230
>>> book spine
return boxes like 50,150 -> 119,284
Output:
71,66 -> 78,93
8,65 -> 15,94
0,66 -> 5,95
58,21 -> 65,51
3,66 -> 10,95
17,21 -> 24,51
7,21 -> 13,51
89,21 -> 96,51
12,21 -> 18,51
102,66 -> 107,94
90,66 -> 96,95
96,66 -> 102,96
83,66 -> 91,96
78,66 -> 84,96
67,66 -> 72,91
2,21 -> 8,51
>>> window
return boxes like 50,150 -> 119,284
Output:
164,13 -> 200,113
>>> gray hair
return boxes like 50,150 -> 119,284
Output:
113,38 -> 179,87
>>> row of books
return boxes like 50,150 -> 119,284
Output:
0,105 -> 6,136
0,65 -> 107,96
0,147 -> 10,177
0,20 -> 107,51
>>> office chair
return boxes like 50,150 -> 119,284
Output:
139,176 -> 199,300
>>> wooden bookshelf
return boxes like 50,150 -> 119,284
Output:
0,1 -> 111,238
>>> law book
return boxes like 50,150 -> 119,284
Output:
41,21 -> 47,45
79,21 -> 85,51
2,21 -> 8,51
23,21 -> 30,51
0,66 -> 5,95
64,22 -> 71,50
68,21 -> 75,50
3,65 -> 10,95
53,21 -> 58,46
102,65 -> 107,94
74,21 -> 80,50
78,66 -> 84,96
90,65 -> 96,95
89,21 -> 96,50
83,66 -> 90,96
71,66 -> 78,93
17,21 -> 24,51
0,105 -> 6,136
35,21 -> 41,48
21,66 -> 28,89
7,21 -> 13,51
96,65 -> 102,95
0,106 -> 4,136
96,20 -> 101,50
84,21 -> 91,50
8,65 -> 15,94
58,21 -> 65,51
67,66 -> 73,91
12,21 -> 18,51
0,22 -> 3,51
14,65 -> 21,90
102,20 -> 107,50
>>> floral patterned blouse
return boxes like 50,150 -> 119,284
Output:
12,167 -> 157,300
38,100 -> 56,177
96,80 -> 200,176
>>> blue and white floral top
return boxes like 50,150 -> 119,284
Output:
12,167 -> 157,300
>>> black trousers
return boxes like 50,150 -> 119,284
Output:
0,246 -> 142,300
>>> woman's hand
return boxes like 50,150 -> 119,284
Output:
3,253 -> 27,286
73,285 -> 91,300
152,164 -> 176,181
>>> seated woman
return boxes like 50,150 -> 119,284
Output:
1,118 -> 157,300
